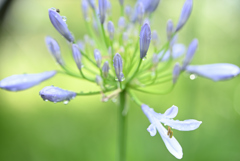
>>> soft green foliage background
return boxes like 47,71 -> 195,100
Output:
0,0 -> 240,160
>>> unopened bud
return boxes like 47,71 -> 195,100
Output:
166,19 -> 174,41
182,39 -> 198,70
94,49 -> 102,67
102,61 -> 110,78
107,21 -> 115,40
72,44 -> 82,70
140,23 -> 151,59
113,53 -> 124,82
172,63 -> 181,84
98,0 -> 107,24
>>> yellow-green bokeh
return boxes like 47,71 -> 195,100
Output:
0,0 -> 240,161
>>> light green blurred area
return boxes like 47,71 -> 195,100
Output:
0,0 -> 240,160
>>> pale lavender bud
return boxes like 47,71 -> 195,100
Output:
182,39 -> 198,70
82,0 -> 89,20
87,0 -> 95,9
113,53 -> 124,82
98,0 -> 107,24
118,17 -> 125,31
173,63 -> 181,84
136,2 -> 145,24
39,86 -> 76,103
102,61 -> 110,78
0,71 -> 56,91
166,19 -> 174,41
77,40 -> 85,51
48,8 -> 74,43
125,6 -> 132,19
106,0 -> 112,15
175,0 -> 193,32
123,32 -> 128,42
45,36 -> 64,66
94,49 -> 102,67
145,0 -> 160,13
72,44 -> 82,70
107,21 -> 114,40
152,30 -> 159,47
96,75 -> 103,87
119,0 -> 124,6
186,63 -> 240,81
140,23 -> 151,59
152,54 -> 159,67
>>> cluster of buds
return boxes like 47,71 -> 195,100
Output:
0,0 -> 239,159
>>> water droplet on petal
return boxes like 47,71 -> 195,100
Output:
62,16 -> 67,22
190,74 -> 196,80
45,99 -> 48,102
63,100 -> 69,105
143,57 -> 147,61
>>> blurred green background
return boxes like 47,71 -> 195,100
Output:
0,0 -> 240,160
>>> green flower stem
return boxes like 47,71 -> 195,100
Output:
80,69 -> 95,82
80,50 -> 99,68
126,59 -> 142,84
118,90 -> 127,161
76,87 -> 116,96
85,20 -> 102,50
129,84 -> 175,95
101,24 -> 109,49
127,90 -> 143,106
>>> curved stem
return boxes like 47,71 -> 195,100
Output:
118,90 -> 127,161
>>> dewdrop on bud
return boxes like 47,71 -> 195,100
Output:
94,49 -> 102,68
72,44 -> 82,70
140,23 -> 151,59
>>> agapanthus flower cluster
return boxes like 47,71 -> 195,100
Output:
0,0 -> 239,159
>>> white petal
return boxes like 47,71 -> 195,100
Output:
161,118 -> 202,131
156,120 -> 183,159
163,105 -> 178,119
147,124 -> 157,136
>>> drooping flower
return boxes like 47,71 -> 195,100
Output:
98,0 -> 107,24
141,104 -> 202,159
182,39 -> 198,70
113,53 -> 124,82
186,63 -> 240,81
72,44 -> 82,70
140,23 -> 151,59
0,71 -> 56,91
39,86 -> 76,103
175,0 -> 193,32
48,8 -> 74,43
45,36 -> 65,66
94,49 -> 102,67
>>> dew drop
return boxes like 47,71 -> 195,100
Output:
190,74 -> 196,80
143,57 -> 147,61
45,99 -> 48,102
63,100 -> 69,105
62,16 -> 67,22
50,7 -> 56,11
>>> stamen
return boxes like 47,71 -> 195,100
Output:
167,126 -> 173,138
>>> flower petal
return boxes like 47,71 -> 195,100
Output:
161,118 -> 202,131
147,124 -> 157,136
164,105 -> 178,118
186,63 -> 240,81
0,71 -> 56,91
156,120 -> 183,159
158,44 -> 185,61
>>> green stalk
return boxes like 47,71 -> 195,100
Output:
117,90 -> 127,161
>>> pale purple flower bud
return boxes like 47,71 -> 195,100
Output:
166,19 -> 174,41
186,63 -> 240,81
106,0 -> 112,15
173,63 -> 181,84
137,0 -> 160,13
94,49 -> 102,67
0,71 -> 56,91
72,44 -> 82,70
182,39 -> 198,70
151,30 -> 160,47
140,23 -> 151,59
136,2 -> 145,24
96,75 -> 103,87
102,61 -> 110,78
125,6 -> 132,19
87,0 -> 95,9
45,36 -> 64,66
107,21 -> 114,40
175,0 -> 193,32
152,53 -> 159,67
39,86 -> 76,103
82,0 -> 89,20
118,17 -> 125,31
77,40 -> 85,51
119,0 -> 124,6
48,8 -> 74,43
98,0 -> 107,24
113,53 -> 124,82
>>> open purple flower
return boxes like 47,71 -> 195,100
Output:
0,71 -> 56,91
141,104 -> 202,159
39,86 -> 76,103
186,63 -> 240,81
